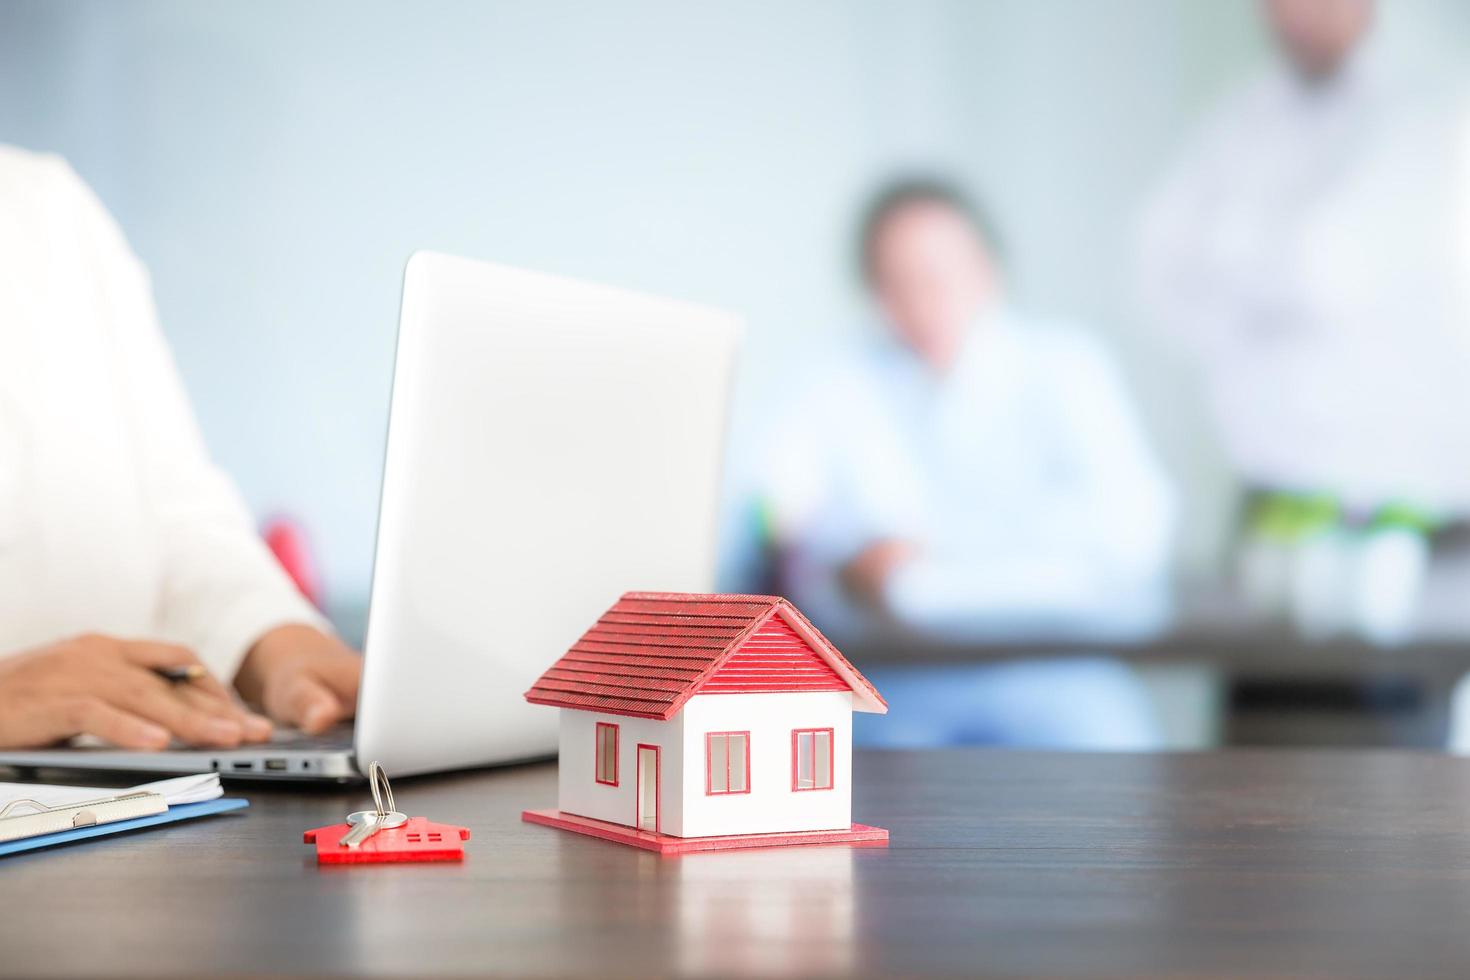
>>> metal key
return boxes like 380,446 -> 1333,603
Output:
339,761 -> 409,848
340,809 -> 408,847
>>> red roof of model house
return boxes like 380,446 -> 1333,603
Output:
524,592 -> 888,720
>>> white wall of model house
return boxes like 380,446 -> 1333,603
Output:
556,690 -> 854,838
557,709 -> 684,834
679,692 -> 852,838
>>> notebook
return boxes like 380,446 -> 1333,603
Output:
0,772 -> 248,857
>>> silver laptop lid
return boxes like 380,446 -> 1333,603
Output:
355,253 -> 743,776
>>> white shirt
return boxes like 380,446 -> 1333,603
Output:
1140,46 -> 1470,512
0,146 -> 325,679
760,312 -> 1175,640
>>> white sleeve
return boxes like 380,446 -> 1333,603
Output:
885,337 -> 1176,637
1136,98 -> 1250,363
56,162 -> 328,680
754,370 -> 892,633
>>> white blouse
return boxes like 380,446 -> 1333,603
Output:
0,145 -> 324,679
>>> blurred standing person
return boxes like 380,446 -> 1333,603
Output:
759,180 -> 1175,749
1140,0 -> 1470,640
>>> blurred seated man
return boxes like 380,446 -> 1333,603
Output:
0,146 -> 360,750
759,179 -> 1175,748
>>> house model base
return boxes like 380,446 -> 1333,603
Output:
522,808 -> 888,855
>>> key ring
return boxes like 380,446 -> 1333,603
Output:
368,760 -> 395,817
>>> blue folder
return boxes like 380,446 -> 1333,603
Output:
0,797 -> 249,857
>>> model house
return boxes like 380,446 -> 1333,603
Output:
521,592 -> 888,852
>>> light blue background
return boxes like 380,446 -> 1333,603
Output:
2,1 -> 1465,604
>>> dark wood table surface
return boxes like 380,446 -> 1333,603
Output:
6,749 -> 1470,978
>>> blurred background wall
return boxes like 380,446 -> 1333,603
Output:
1,0 -> 1465,607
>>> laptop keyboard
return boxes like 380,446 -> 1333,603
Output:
268,722 -> 354,751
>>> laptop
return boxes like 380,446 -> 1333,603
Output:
0,252 -> 743,781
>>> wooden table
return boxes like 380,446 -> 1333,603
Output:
847,625 -> 1470,674
846,628 -> 1470,748
6,749 -> 1470,978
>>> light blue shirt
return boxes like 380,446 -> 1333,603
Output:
760,311 -> 1176,641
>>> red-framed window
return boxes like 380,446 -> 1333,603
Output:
791,728 -> 834,791
705,731 -> 750,795
595,722 -> 619,786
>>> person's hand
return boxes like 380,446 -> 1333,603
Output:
233,625 -> 361,735
840,539 -> 920,612
0,635 -> 273,750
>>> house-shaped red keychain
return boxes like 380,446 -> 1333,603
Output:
304,762 -> 470,864
521,592 -> 889,854
305,817 -> 470,864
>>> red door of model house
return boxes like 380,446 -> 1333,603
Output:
636,744 -> 660,833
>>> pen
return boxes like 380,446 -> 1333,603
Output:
154,664 -> 208,683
